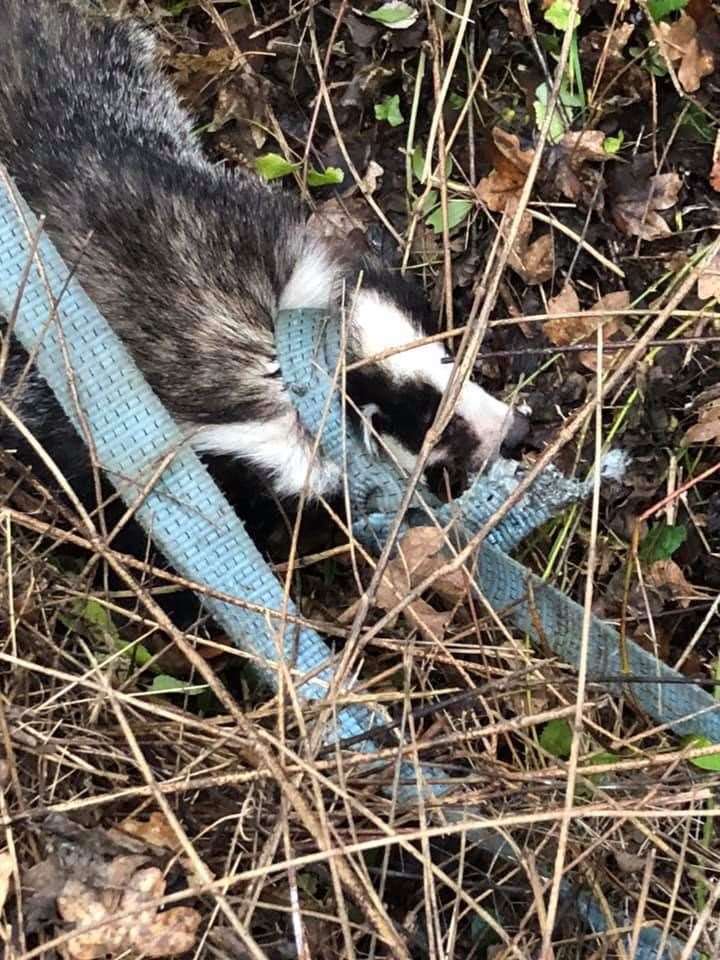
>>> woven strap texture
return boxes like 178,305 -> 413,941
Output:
275,306 -> 720,744
0,174 -> 385,746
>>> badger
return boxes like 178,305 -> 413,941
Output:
0,0 -> 526,523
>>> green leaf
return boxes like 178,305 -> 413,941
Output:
366,2 -> 419,28
648,0 -> 688,21
540,719 -> 573,758
307,166 -> 345,188
374,94 -> 404,128
421,189 -> 438,215
680,104 -> 715,143
162,0 -> 192,13
603,131 -> 625,154
639,524 -> 687,563
254,153 -> 299,181
681,736 -> 720,771
425,198 -> 472,234
150,674 -> 208,696
534,82 -> 568,143
448,91 -> 466,110
411,143 -> 426,182
470,913 -> 501,947
296,871 -> 319,898
68,600 -> 153,667
544,0 -> 581,31
77,598 -> 115,631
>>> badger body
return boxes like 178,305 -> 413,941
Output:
0,0 -> 520,513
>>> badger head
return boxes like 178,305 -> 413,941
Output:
279,241 -> 528,488
342,268 -> 528,481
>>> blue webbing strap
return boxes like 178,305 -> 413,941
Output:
0,172 -> 382,747
276,306 -> 720,744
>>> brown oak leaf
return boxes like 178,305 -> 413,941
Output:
610,157 -> 681,241
544,287 -> 630,372
657,12 -> 715,93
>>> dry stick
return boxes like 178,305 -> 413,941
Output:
420,0 -> 475,185
301,0 -> 349,187
47,566 -> 413,952
308,29 -> 403,246
0,702 -> 28,953
248,0 -> 322,40
427,4 -> 458,333
679,879 -> 720,960
621,457 -> 720,673
542,321 -> 607,959
11,728 -> 720,828
199,0 -> 307,203
5,504 -> 350,634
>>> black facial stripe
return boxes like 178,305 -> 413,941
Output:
347,367 -> 439,453
346,366 -> 479,462
435,415 -> 477,466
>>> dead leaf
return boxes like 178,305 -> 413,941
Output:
167,48 -> 269,160
544,288 -> 630,372
605,21 -> 635,58
306,195 -> 376,262
0,850 -> 13,913
658,12 -> 715,93
578,291 -> 630,371
475,130 -> 555,281
710,156 -> 720,193
610,157 -> 681,241
134,906 -> 204,958
614,849 -> 649,874
682,396 -> 720,445
341,63 -> 394,109
697,250 -> 720,300
646,560 -> 705,608
500,204 -> 554,284
548,130 -> 610,205
500,3 -> 527,38
373,527 -> 468,640
559,130 -> 608,164
118,812 -> 180,852
581,23 -> 649,102
168,48 -> 238,108
544,284 -> 583,345
58,866 -> 201,959
476,128 -> 534,213
358,160 -> 384,195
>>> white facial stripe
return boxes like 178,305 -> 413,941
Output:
351,289 -> 513,453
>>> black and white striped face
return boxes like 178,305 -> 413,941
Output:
345,286 -> 528,478
272,242 -> 527,497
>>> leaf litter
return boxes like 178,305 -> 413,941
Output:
19,814 -> 200,958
